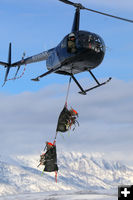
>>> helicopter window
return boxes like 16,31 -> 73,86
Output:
76,32 -> 105,53
88,35 -> 104,52
88,35 -> 95,49
61,37 -> 67,48
78,33 -> 87,46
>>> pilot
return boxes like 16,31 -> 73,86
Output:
67,33 -> 77,53
88,35 -> 94,49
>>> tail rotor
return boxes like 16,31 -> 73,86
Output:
2,43 -> 12,86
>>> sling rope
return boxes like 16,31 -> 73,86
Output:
39,77 -> 72,182
65,76 -> 72,108
53,131 -> 58,145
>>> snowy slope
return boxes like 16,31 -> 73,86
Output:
0,192 -> 116,200
0,152 -> 133,196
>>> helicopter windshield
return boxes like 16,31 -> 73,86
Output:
77,31 -> 105,53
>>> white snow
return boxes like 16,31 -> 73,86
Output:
0,192 -> 116,200
0,151 -> 133,198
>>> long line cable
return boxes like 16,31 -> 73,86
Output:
65,76 -> 72,107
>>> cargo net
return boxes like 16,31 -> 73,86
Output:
56,105 -> 79,133
38,141 -> 58,182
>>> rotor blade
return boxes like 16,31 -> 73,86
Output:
59,0 -> 133,23
3,43 -> 12,86
3,66 -> 10,86
8,43 -> 11,65
59,0 -> 85,9
59,0 -> 75,7
84,7 -> 133,23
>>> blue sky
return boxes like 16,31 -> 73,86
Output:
0,0 -> 133,94
0,0 -> 133,166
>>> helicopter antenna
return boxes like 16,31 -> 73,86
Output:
59,0 -> 133,23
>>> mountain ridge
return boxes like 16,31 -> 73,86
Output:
0,152 -> 133,196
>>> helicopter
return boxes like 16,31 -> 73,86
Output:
0,0 -> 132,94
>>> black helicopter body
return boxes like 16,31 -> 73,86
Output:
48,31 -> 105,76
0,0 -> 132,94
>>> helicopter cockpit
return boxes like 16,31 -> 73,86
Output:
76,31 -> 105,53
56,30 -> 106,65
59,31 -> 105,55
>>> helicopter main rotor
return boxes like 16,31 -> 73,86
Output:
59,0 -> 133,23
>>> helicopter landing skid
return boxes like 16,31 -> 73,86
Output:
71,71 -> 112,95
71,74 -> 87,95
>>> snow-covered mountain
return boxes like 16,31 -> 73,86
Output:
0,152 -> 133,196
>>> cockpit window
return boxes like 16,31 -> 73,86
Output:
61,37 -> 67,48
77,33 -> 86,48
77,32 -> 105,53
88,35 -> 101,52
89,34 -> 105,52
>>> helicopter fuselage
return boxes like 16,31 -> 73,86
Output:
46,31 -> 105,75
